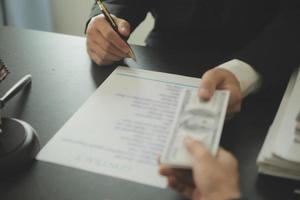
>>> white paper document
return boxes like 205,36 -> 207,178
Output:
37,66 -> 201,188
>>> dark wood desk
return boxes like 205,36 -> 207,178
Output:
0,27 -> 299,200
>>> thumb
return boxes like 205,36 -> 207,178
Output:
115,18 -> 131,37
199,68 -> 225,101
184,137 -> 211,160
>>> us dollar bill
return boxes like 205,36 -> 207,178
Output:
160,89 -> 230,168
295,110 -> 300,143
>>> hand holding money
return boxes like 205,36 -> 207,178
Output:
160,89 -> 229,168
199,68 -> 242,117
159,138 -> 240,200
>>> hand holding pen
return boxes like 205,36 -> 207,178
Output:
86,0 -> 136,65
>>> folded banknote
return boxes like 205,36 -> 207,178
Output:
160,89 -> 230,168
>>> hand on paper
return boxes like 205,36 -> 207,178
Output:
86,14 -> 131,65
198,68 -> 242,117
159,137 -> 240,200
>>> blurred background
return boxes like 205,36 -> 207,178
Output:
0,0 -> 154,45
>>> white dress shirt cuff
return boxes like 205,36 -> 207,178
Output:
218,59 -> 261,97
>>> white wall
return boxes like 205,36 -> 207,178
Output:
128,13 -> 154,45
49,0 -> 154,45
49,0 -> 93,36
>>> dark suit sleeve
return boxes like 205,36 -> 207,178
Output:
87,0 -> 149,33
235,1 -> 300,89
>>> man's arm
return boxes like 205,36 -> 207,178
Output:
199,1 -> 300,113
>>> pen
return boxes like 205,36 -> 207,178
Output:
0,75 -> 32,109
95,0 -> 136,61
0,74 -> 32,134
0,59 -> 9,134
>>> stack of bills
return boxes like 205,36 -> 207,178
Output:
160,89 -> 229,168
295,111 -> 300,143
257,68 -> 300,180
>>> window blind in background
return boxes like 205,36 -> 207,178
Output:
0,0 -> 4,25
2,0 -> 53,31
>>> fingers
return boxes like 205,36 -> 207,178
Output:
216,147 -> 238,169
87,38 -> 122,61
167,176 -> 194,199
184,137 -> 237,170
184,137 -> 241,200
86,14 -> 131,65
198,68 -> 225,101
115,17 -> 131,37
199,68 -> 242,116
89,29 -> 127,58
220,81 -> 242,114
92,15 -> 130,53
159,165 -> 194,185
159,165 -> 174,176
168,176 -> 185,192
159,164 -> 195,199
87,49 -> 101,64
184,137 -> 238,170
184,137 -> 212,161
